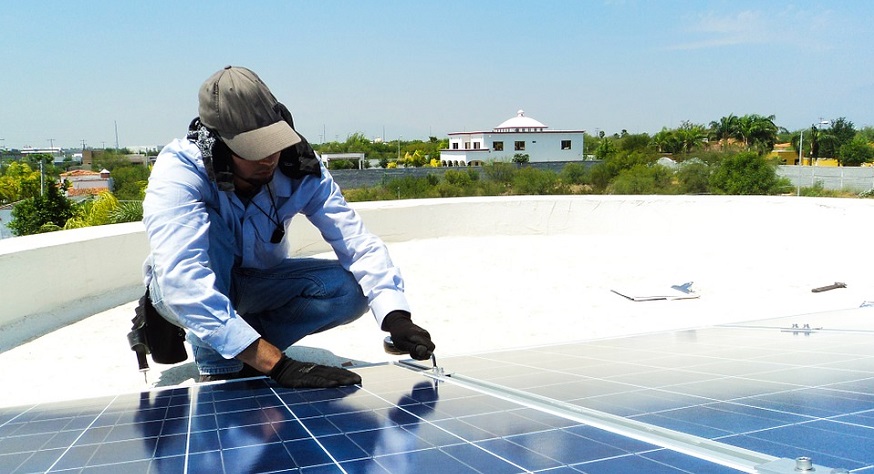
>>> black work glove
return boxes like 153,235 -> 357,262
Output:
382,311 -> 436,360
269,354 -> 361,388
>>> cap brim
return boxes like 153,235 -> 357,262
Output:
221,121 -> 302,161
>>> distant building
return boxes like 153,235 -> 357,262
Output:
81,150 -> 152,167
321,152 -> 378,169
441,110 -> 585,166
20,147 -> 62,156
60,169 -> 113,198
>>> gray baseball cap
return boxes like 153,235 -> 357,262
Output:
198,66 -> 302,161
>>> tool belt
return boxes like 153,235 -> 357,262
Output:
127,290 -> 188,372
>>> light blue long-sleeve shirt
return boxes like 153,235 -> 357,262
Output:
142,138 -> 410,359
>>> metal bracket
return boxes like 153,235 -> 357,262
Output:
756,456 -> 845,473
780,323 -> 822,335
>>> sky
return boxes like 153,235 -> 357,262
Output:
1,1 -> 873,150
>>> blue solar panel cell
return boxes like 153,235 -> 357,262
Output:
434,319 -> 874,472
3,314 -> 873,473
595,450 -> 742,474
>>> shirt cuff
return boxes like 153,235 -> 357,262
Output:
201,316 -> 262,359
370,290 -> 412,329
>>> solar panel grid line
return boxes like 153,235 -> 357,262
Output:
177,372 -> 526,473
186,380 -> 322,473
267,384 -> 348,474
434,325 -> 874,471
411,366 -> 776,473
4,315 -> 873,473
182,385 -> 195,474
713,417 -> 872,470
352,378 -> 532,473
40,394 -> 119,473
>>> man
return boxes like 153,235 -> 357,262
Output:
142,66 -> 434,388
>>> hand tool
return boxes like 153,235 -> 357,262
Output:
811,282 -> 846,293
384,336 -> 438,371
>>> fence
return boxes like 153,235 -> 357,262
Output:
332,163 -> 874,194
777,165 -> 874,193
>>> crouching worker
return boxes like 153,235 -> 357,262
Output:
141,66 -> 434,388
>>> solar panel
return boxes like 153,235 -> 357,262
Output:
1,310 -> 872,473
436,309 -> 874,472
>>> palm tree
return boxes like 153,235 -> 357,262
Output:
736,114 -> 778,153
652,128 -> 680,154
708,114 -> 739,149
675,121 -> 708,153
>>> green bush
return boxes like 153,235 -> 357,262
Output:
511,167 -> 562,195
482,162 -> 516,184
609,164 -> 674,194
709,152 -> 782,195
443,169 -> 472,186
8,184 -> 74,236
589,151 -> 657,191
559,162 -> 589,185
677,161 -> 711,194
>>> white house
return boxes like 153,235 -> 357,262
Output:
441,110 -> 585,166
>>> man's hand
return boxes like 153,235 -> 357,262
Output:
382,311 -> 435,360
269,354 -> 361,388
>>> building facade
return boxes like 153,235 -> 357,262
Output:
441,110 -> 585,166
60,169 -> 113,198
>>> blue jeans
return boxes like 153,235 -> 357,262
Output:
150,213 -> 369,376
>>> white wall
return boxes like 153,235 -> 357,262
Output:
485,132 -> 584,162
0,222 -> 149,349
3,195 -> 873,350
447,132 -> 584,163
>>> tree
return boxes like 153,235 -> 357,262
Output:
0,162 -> 41,203
399,150 -> 429,168
709,152 -> 784,195
789,130 -> 809,159
652,128 -> 681,154
594,138 -> 617,160
512,153 -> 530,164
674,121 -> 708,153
8,183 -> 75,235
837,137 -> 874,167
64,191 -> 119,228
709,114 -> 739,149
857,126 -> 874,143
818,117 -> 856,158
617,133 -> 652,152
91,149 -> 135,172
736,114 -> 778,153
109,165 -> 150,200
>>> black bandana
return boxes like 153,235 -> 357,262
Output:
187,104 -> 321,191
187,118 -> 235,191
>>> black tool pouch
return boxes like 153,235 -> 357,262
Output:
127,290 -> 188,371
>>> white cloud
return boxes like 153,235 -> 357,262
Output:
668,7 -> 838,52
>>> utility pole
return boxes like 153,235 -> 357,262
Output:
44,138 -> 55,196
115,121 -> 119,149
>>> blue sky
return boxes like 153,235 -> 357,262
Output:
1,1 -> 872,150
